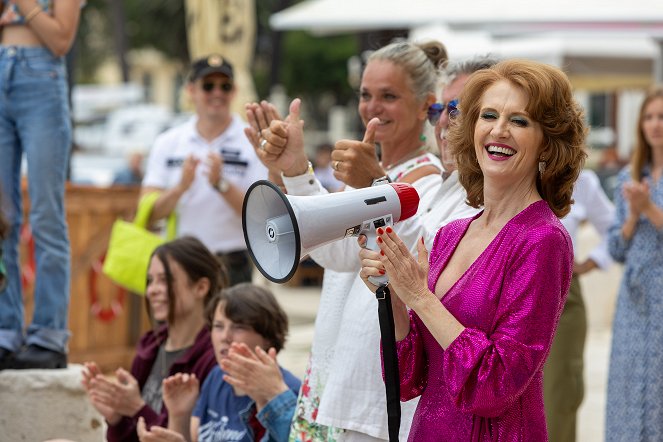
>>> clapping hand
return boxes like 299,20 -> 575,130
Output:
81,362 -> 122,425
177,155 -> 199,193
205,152 -> 224,189
162,373 -> 200,419
85,367 -> 145,418
359,227 -> 431,308
623,179 -> 651,214
220,342 -> 289,411
137,417 -> 186,442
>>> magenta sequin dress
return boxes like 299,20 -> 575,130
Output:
396,201 -> 573,441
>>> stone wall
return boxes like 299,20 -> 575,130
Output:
0,365 -> 105,442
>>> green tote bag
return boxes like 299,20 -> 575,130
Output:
102,192 -> 176,294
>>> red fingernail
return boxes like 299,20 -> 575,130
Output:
377,227 -> 384,235
377,237 -> 383,244
386,226 -> 393,233
380,250 -> 384,256
379,270 -> 385,275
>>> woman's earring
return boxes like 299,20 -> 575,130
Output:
538,160 -> 546,175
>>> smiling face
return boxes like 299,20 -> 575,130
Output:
145,255 -> 204,324
642,97 -> 663,152
188,72 -> 236,123
358,60 -> 427,146
473,80 -> 543,191
210,302 -> 270,367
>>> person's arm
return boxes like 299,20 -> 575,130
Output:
256,389 -> 298,442
219,343 -> 298,442
358,232 -> 434,401
638,181 -> 663,229
607,171 -> 635,263
81,362 -> 122,426
142,154 -> 198,224
245,99 -> 309,177
137,417 -> 187,442
102,367 -> 160,442
14,0 -> 81,56
219,343 -> 289,411
162,373 -> 199,442
578,171 -> 615,274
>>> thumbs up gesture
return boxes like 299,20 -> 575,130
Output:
245,98 -> 309,177
332,118 -> 387,188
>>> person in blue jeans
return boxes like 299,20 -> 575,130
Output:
0,0 -> 82,369
137,283 -> 301,442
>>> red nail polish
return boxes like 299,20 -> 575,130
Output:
377,227 -> 384,235
386,226 -> 393,233
379,270 -> 385,275
377,237 -> 383,244
380,250 -> 384,256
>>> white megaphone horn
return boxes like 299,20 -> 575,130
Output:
242,180 -> 420,284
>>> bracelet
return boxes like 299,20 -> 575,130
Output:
24,5 -> 42,23
281,161 -> 314,178
281,161 -> 315,186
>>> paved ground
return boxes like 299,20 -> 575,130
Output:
266,225 -> 622,442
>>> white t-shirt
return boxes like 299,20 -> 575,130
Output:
143,115 -> 267,253
560,169 -> 615,270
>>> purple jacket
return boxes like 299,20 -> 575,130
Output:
396,201 -> 572,441
106,324 -> 216,442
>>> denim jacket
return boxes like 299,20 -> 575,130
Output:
240,388 -> 298,442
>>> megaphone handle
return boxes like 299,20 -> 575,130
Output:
364,224 -> 391,286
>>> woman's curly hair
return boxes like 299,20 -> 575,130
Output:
447,59 -> 587,217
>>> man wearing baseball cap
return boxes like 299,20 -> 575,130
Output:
141,54 -> 267,285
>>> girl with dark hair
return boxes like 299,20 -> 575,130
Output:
137,283 -> 301,442
82,236 -> 227,442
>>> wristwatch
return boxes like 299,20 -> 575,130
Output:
214,178 -> 230,193
371,175 -> 392,187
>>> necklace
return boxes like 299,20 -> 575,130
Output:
381,145 -> 428,172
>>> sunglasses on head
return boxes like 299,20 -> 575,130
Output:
201,81 -> 233,93
427,99 -> 459,125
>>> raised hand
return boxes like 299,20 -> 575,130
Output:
87,368 -> 145,418
205,151 -> 224,189
219,342 -> 289,410
244,98 -> 308,176
137,417 -> 187,442
177,155 -> 200,193
81,362 -> 122,425
371,228 -> 430,307
331,117 -> 386,188
624,179 -> 651,214
162,373 -> 200,419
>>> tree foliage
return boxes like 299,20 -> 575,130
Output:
74,0 -> 358,115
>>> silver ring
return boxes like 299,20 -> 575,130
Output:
259,138 -> 268,150
333,160 -> 340,171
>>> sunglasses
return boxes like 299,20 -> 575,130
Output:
201,81 -> 233,93
427,99 -> 459,125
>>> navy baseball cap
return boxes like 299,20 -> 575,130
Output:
189,54 -> 234,82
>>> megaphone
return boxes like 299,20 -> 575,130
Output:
242,180 -> 419,284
